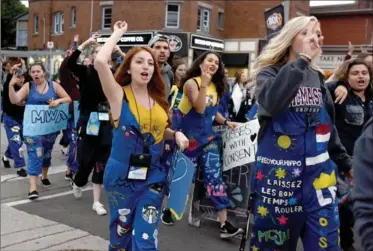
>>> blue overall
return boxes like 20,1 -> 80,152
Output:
249,90 -> 340,250
65,117 -> 78,173
24,81 -> 59,176
246,103 -> 258,121
104,100 -> 168,251
3,113 -> 25,168
161,87 -> 183,170
176,80 -> 231,211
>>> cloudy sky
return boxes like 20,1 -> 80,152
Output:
20,0 -> 356,8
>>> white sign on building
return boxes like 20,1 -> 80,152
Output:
315,54 -> 346,69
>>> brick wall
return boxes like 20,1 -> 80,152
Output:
224,0 -> 282,39
316,14 -> 372,45
28,0 -> 100,50
289,0 -> 310,18
28,0 -> 313,50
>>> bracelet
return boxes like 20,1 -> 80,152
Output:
224,119 -> 228,125
299,53 -> 312,62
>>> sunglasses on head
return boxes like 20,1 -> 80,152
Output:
155,34 -> 170,41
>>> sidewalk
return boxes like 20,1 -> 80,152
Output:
1,204 -> 109,251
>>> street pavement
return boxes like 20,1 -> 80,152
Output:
1,126 -> 361,251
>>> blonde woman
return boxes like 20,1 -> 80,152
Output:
249,16 -> 353,250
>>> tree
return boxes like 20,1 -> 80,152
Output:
1,0 -> 28,48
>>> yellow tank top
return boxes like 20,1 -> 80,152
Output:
123,86 -> 168,144
169,85 -> 179,111
178,77 -> 218,114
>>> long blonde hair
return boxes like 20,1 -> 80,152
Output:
251,16 -> 322,85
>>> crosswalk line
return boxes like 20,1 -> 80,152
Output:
1,165 -> 66,183
3,186 -> 93,207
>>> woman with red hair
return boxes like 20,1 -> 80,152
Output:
94,21 -> 189,251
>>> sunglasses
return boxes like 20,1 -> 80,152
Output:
155,34 -> 170,41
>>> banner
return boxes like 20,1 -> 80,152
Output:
222,120 -> 260,171
264,4 -> 285,40
23,104 -> 69,136
167,151 -> 196,220
96,32 -> 153,47
189,119 -> 259,229
73,101 -> 80,128
190,34 -> 225,52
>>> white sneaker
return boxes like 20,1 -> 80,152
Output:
92,201 -> 107,216
73,184 -> 82,199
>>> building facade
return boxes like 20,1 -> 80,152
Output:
311,0 -> 373,71
27,0 -> 310,75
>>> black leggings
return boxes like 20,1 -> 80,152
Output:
74,133 -> 111,187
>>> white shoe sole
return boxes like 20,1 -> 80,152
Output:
220,228 -> 244,239
28,194 -> 39,200
92,207 -> 107,216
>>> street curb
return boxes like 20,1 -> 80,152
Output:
1,204 -> 109,250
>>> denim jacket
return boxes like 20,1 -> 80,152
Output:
328,81 -> 373,155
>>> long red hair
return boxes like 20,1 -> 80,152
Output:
114,47 -> 169,118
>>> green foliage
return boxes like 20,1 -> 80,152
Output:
1,0 -> 28,47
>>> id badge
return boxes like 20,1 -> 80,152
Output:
127,153 -> 151,181
98,112 -> 109,121
86,112 -> 100,136
127,166 -> 149,180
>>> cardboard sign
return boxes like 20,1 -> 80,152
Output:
168,151 -> 197,220
222,120 -> 260,171
23,104 -> 69,136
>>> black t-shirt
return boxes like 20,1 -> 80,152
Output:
1,74 -> 25,120
67,50 -> 109,120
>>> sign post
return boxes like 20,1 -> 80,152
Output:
47,41 -> 54,80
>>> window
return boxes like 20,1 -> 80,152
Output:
53,12 -> 64,34
197,7 -> 210,33
218,11 -> 224,30
101,6 -> 112,29
165,4 -> 180,28
33,15 -> 39,33
71,7 -> 76,27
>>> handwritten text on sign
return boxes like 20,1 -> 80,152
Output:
222,120 -> 260,171
23,104 -> 69,136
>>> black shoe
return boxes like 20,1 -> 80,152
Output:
161,208 -> 175,226
65,172 -> 74,181
2,156 -> 11,168
41,178 -> 51,187
28,190 -> 39,200
17,169 -> 27,177
220,221 -> 244,239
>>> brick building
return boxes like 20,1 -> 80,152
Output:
311,0 -> 373,71
27,0 -> 309,75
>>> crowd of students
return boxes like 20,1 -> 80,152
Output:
1,14 -> 372,251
